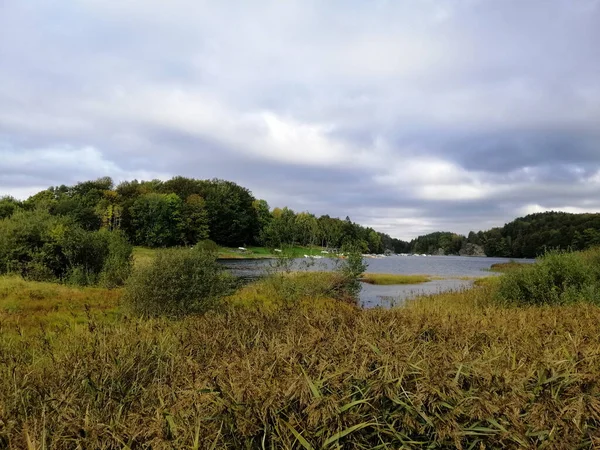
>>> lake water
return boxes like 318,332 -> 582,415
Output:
221,255 -> 535,308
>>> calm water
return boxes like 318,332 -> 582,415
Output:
221,255 -> 534,308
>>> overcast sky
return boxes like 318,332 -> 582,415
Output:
1,0 -> 599,240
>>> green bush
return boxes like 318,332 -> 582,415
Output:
98,230 -> 133,288
337,246 -> 368,301
123,247 -> 233,317
194,239 -> 219,254
497,250 -> 600,305
0,209 -> 132,286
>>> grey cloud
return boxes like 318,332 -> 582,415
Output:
1,0 -> 600,239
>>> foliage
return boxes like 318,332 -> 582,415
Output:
411,231 -> 465,255
123,247 -> 233,317
480,211 -> 600,258
0,196 -> 20,219
180,194 -> 209,245
130,193 -> 183,247
497,249 -> 600,305
12,176 -> 408,253
201,179 -> 259,246
0,209 -> 131,286
337,246 -> 368,301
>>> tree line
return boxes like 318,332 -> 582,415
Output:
0,176 -> 410,253
408,212 -> 600,258
3,177 -> 599,259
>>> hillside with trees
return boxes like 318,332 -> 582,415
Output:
407,212 -> 600,258
0,176 -> 410,254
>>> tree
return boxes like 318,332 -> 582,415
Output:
0,196 -> 20,219
253,199 -> 272,244
181,194 -> 209,245
130,193 -> 183,247
201,179 -> 258,246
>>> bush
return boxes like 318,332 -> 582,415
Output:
99,230 -> 133,288
497,250 -> 600,305
194,239 -> 219,254
337,246 -> 368,302
123,247 -> 233,317
0,209 -> 132,286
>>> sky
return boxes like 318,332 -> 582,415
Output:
1,0 -> 599,240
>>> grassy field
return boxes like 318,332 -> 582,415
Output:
1,269 -> 600,448
134,245 -> 331,261
359,273 -> 431,285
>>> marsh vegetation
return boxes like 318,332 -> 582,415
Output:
1,248 -> 600,447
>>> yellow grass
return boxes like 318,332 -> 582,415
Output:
0,275 -> 121,333
359,273 -> 430,285
2,274 -> 600,448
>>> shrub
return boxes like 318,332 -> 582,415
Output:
99,230 -> 133,288
123,247 -> 233,317
0,209 -> 132,286
337,246 -> 368,302
497,250 -> 600,305
194,239 -> 219,254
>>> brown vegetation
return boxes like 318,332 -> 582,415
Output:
1,273 -> 600,448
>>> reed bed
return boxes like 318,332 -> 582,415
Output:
1,276 -> 600,448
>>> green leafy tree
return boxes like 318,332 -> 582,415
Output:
0,196 -> 20,219
201,179 -> 258,246
130,193 -> 183,247
253,199 -> 272,244
181,194 -> 210,245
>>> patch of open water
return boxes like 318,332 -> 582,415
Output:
220,255 -> 534,308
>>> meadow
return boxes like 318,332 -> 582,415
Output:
1,250 -> 600,448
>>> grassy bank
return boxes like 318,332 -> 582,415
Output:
133,245 -> 331,262
2,268 -> 600,448
359,273 -> 430,285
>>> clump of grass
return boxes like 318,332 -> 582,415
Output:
359,273 -> 430,285
489,260 -> 529,272
228,271 -> 358,310
497,249 -> 600,306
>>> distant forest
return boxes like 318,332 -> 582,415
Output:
1,176 -> 599,258
407,212 -> 600,258
0,177 -> 408,254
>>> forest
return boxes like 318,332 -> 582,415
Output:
2,176 -> 600,262
411,212 -> 600,258
0,176 -> 410,254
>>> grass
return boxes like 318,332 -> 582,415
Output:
218,245 -> 329,259
132,246 -> 156,266
489,260 -> 529,272
359,273 -> 430,285
0,275 -> 121,333
134,245 -> 331,261
2,262 -> 600,447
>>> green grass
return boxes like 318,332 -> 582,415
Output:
359,273 -> 430,285
135,245 -> 332,261
218,245 -> 329,259
132,246 -> 157,266
0,275 -> 121,333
